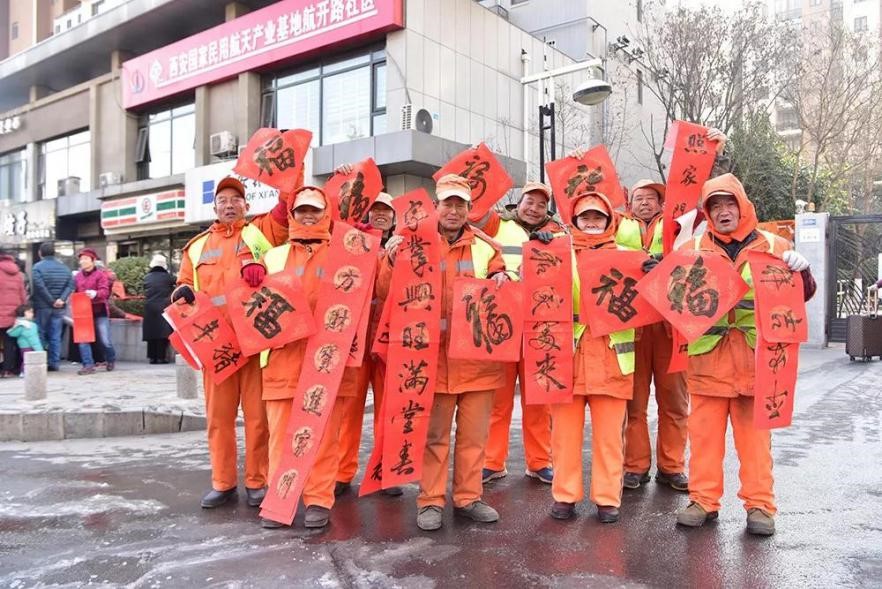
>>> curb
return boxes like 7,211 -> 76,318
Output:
0,410 -> 207,442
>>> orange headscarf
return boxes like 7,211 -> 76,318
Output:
700,173 -> 757,244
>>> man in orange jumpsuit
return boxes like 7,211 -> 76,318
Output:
382,174 -> 509,531
172,176 -> 291,509
472,182 -> 561,486
259,186 -> 363,529
334,191 -> 403,497
670,174 -> 815,536
616,179 -> 689,492
549,192 -> 635,523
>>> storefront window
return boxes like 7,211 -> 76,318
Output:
137,104 -> 195,180
264,47 -> 387,146
0,149 -> 25,203
39,130 -> 91,199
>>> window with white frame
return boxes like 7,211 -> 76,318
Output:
40,130 -> 91,199
136,103 -> 195,180
0,149 -> 26,202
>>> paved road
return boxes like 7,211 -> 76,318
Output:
0,347 -> 880,588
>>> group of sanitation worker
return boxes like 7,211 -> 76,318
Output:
169,130 -> 815,537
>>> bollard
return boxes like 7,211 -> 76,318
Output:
24,351 -> 48,401
175,354 -> 198,399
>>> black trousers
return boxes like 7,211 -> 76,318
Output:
147,339 -> 169,363
0,328 -> 20,374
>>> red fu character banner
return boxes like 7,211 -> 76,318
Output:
449,278 -> 524,362
662,121 -> 719,253
323,158 -> 384,224
226,272 -> 317,358
260,225 -> 379,525
361,216 -> 443,496
70,292 -> 95,344
432,143 -> 513,221
521,237 -> 574,405
170,294 -> 246,386
233,128 -> 312,194
637,250 -> 748,343
577,250 -> 664,337
545,145 -> 627,219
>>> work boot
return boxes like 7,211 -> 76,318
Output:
623,471 -> 650,489
382,486 -> 404,497
245,486 -> 267,507
304,505 -> 331,528
676,501 -> 719,527
106,361 -> 115,372
77,366 -> 96,376
334,481 -> 351,497
550,501 -> 575,520
261,517 -> 285,529
525,467 -> 554,484
417,505 -> 443,531
746,508 -> 776,536
200,487 -> 237,508
597,505 -> 620,523
481,467 -> 508,484
455,500 -> 499,523
656,470 -> 689,492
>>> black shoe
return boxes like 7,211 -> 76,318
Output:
304,505 -> 331,528
246,486 -> 267,507
201,487 -> 237,508
47,366 -> 59,372
261,517 -> 285,529
550,501 -> 576,520
149,358 -> 158,364
382,486 -> 404,496
106,361 -> 115,372
623,471 -> 651,489
597,505 -> 620,523
334,481 -> 351,497
656,471 -> 689,492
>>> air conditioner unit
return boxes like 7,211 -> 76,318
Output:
98,172 -> 122,188
210,131 -> 238,157
57,176 -> 81,197
400,104 -> 436,135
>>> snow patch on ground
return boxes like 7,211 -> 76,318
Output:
0,494 -> 165,518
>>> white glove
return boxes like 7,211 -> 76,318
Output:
385,234 -> 404,264
85,289 -> 97,299
782,250 -> 809,272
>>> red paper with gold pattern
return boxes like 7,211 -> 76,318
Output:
545,145 -> 626,219
225,273 -> 317,357
637,249 -> 748,343
323,158 -> 384,224
448,278 -> 524,362
432,143 -> 514,220
662,121 -> 719,253
576,249 -> 664,337
260,224 -> 379,525
521,237 -> 574,405
71,292 -> 95,344
233,128 -> 312,194
360,216 -> 442,496
754,335 -> 799,429
747,251 -> 808,344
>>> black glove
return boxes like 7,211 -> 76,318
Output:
529,230 -> 554,244
641,253 -> 663,274
171,285 -> 196,305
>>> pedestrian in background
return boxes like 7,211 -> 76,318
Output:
0,249 -> 27,377
32,242 -> 74,372
74,248 -> 116,375
142,253 -> 175,364
7,304 -> 43,377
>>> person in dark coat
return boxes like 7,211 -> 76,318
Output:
142,254 -> 175,364
32,241 -> 74,371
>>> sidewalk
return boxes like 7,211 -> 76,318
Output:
0,361 -> 206,442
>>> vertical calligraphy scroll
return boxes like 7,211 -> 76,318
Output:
448,278 -> 524,362
521,237 -> 574,405
545,145 -> 627,219
233,128 -> 312,193
323,158 -> 384,224
260,224 -> 379,525
432,143 -> 514,221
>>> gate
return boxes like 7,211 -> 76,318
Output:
827,215 -> 882,342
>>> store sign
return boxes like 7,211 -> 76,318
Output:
0,115 -> 23,135
1,200 -> 55,244
184,161 -> 280,224
121,0 -> 404,109
101,189 -> 186,232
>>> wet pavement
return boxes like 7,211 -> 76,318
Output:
0,346 -> 880,588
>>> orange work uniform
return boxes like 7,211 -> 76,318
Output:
682,174 -> 797,516
261,202 -> 362,511
479,210 -> 562,474
377,225 -> 506,509
551,194 -> 635,509
177,210 -> 288,493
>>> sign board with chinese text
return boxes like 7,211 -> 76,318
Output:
184,161 -> 280,224
1,199 -> 56,245
101,190 -> 186,234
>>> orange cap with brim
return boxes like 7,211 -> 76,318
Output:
630,179 -> 666,202
291,185 -> 327,210
215,176 -> 247,199
436,174 -> 472,202
520,181 -> 552,201
573,193 -> 611,218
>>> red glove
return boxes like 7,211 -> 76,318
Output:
241,262 -> 266,287
354,221 -> 373,232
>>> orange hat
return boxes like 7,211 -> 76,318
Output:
215,176 -> 247,199
520,181 -> 552,201
630,179 -> 665,202
371,192 -> 394,209
291,186 -> 327,210
436,174 -> 472,202
573,193 -> 611,218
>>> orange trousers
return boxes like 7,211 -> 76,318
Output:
336,359 -> 385,484
418,390 -> 495,509
484,361 -> 552,472
688,393 -> 776,514
624,323 -> 689,474
265,396 -> 353,509
551,395 -> 627,507
203,355 -> 268,491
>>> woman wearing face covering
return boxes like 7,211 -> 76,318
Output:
548,191 -> 636,524
257,186 -> 362,530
